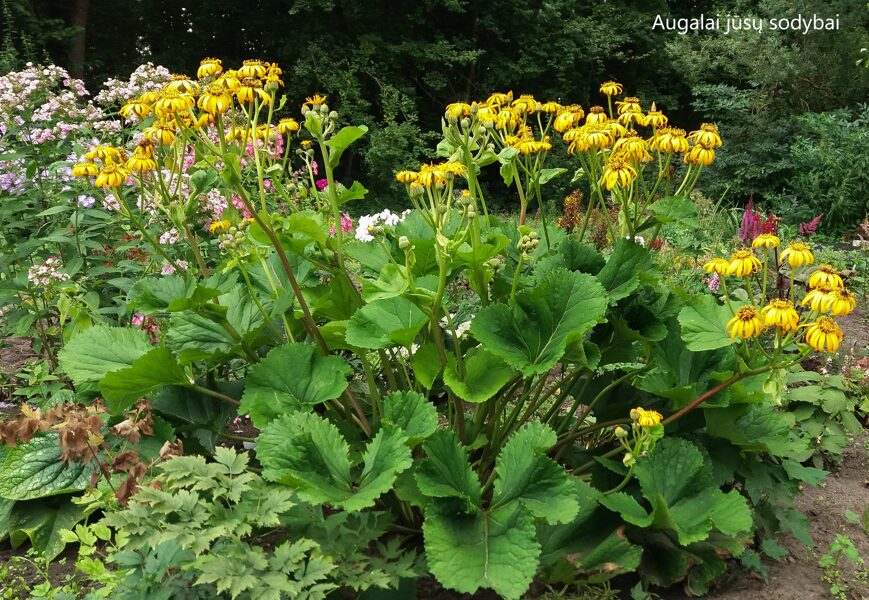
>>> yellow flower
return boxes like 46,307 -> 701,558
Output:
154,89 -> 195,117
554,107 -> 583,132
801,285 -> 834,313
539,100 -> 562,113
85,145 -> 122,162
143,121 -> 177,145
688,123 -> 722,147
827,289 -> 856,316
761,299 -> 800,332
599,81 -> 623,96
703,258 -> 729,275
94,161 -> 128,188
197,84 -> 233,114
600,154 -> 637,190
126,151 -> 156,173
236,78 -> 271,105
511,94 -> 537,114
727,248 -> 762,276
216,70 -> 240,92
780,242 -> 814,268
650,127 -> 689,153
808,264 -> 844,290
440,161 -> 467,177
303,94 -> 328,108
605,119 -> 629,138
804,316 -> 843,353
165,74 -> 200,95
119,99 -> 151,120
197,57 -> 223,79
581,124 -> 613,149
617,111 -> 644,126
643,110 -> 668,128
277,118 -> 300,134
752,234 -> 781,249
209,219 -> 231,233
395,170 -> 419,184
72,162 -> 99,177
496,107 -> 520,130
613,132 -> 652,162
237,59 -> 266,79
513,136 -> 551,155
630,407 -> 663,427
585,106 -> 607,125
727,305 -> 765,339
445,102 -> 472,119
417,164 -> 446,188
684,142 -> 716,166
486,92 -> 511,107
615,96 -> 642,115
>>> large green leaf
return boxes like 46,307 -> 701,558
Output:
423,502 -> 539,600
471,269 -> 607,376
443,347 -> 515,404
599,438 -> 752,546
537,480 -> 642,583
361,264 -> 409,302
595,239 -> 656,303
678,295 -> 738,351
704,403 -> 802,456
0,434 -> 95,500
411,343 -> 442,390
239,343 -> 351,428
57,326 -> 151,389
345,296 -> 428,349
7,497 -> 89,559
165,311 -> 237,362
127,276 -> 219,314
257,413 -> 411,511
99,346 -> 189,414
415,430 -> 482,506
650,196 -> 699,228
491,423 -> 577,524
382,391 -> 438,446
325,125 -> 368,167
535,237 -> 605,281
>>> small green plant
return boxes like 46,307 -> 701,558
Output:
818,533 -> 866,600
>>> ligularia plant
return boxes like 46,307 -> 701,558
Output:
18,58 -> 849,599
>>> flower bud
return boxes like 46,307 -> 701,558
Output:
622,453 -> 635,467
398,236 -> 411,250
329,111 -> 339,120
614,426 -> 628,439
460,117 -> 470,129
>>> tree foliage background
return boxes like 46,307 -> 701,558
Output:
2,0 -> 868,230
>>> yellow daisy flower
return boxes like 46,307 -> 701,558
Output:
726,305 -> 765,339
827,289 -> 856,316
761,299 -> 800,332
599,81 -> 623,96
752,234 -> 781,249
727,248 -> 762,276
808,264 -> 844,290
804,316 -> 843,353
780,242 -> 814,268
703,258 -> 729,275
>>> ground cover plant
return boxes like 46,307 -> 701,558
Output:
0,54 -> 866,600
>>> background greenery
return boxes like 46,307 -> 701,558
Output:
2,0 -> 867,230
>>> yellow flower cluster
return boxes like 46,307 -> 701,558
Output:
705,238 -> 853,353
71,141 -> 158,187
394,162 -> 467,190
117,59 -> 291,147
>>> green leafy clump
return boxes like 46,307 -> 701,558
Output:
101,447 -> 337,600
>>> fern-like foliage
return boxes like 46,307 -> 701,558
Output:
102,447 -> 336,600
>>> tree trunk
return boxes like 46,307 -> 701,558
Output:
67,0 -> 90,79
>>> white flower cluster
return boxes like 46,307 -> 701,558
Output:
354,209 -> 411,242
94,63 -> 171,106
159,228 -> 180,245
27,257 -> 70,287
